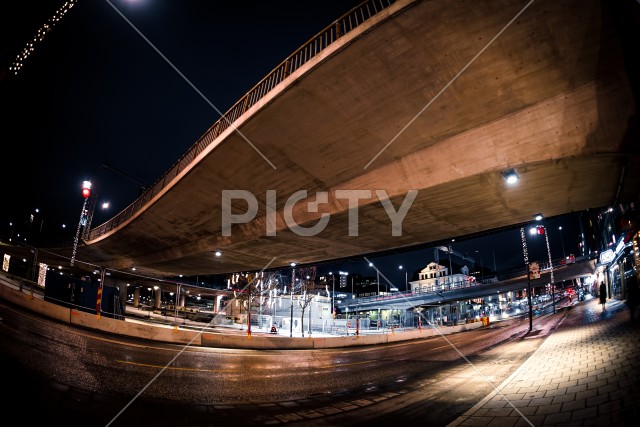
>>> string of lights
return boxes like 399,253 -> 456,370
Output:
9,0 -> 79,75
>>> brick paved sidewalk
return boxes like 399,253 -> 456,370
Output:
448,298 -> 640,427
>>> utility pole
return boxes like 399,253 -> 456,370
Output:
493,250 -> 497,274
71,180 -> 92,266
521,227 -> 533,332
290,266 -> 295,337
536,225 -> 556,314
330,272 -> 335,318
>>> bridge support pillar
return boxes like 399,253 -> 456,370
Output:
133,287 -> 140,308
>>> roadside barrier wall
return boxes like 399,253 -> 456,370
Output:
0,272 -> 483,350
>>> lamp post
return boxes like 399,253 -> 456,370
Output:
153,285 -> 159,313
308,294 -> 312,336
247,284 -> 252,337
520,227 -> 533,332
329,272 -> 335,318
399,265 -> 407,291
369,262 -> 381,296
492,250 -> 497,276
147,287 -> 152,318
558,226 -> 566,260
531,225 -> 555,314
71,180 -> 92,267
174,284 -> 181,328
290,262 -> 295,338
351,275 -> 357,335
475,250 -> 484,282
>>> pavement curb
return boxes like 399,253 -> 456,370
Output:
446,309 -> 571,427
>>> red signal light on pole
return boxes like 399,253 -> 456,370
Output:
536,226 -> 545,235
82,180 -> 92,199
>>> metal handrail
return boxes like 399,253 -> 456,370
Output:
88,0 -> 399,241
342,255 -> 581,308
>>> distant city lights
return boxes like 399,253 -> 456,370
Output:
9,0 -> 79,75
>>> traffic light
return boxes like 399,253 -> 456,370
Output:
82,180 -> 92,199
536,226 -> 545,235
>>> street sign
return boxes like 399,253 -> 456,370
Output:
529,261 -> 541,279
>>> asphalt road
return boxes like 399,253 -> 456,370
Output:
0,297 -> 570,426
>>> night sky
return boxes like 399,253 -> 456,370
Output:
0,1 -> 587,288
0,0 -> 363,230
314,212 -> 585,289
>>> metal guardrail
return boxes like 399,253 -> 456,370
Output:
342,255 -> 589,309
88,0 -> 398,241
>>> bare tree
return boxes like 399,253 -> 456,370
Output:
263,272 -> 285,320
296,266 -> 319,337
229,271 -> 283,333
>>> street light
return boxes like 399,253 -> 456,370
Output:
530,225 -> 555,314
475,250 -> 484,282
399,265 -> 407,291
520,227 -> 533,332
153,285 -> 159,313
369,262 -> 382,328
174,283 -> 181,328
558,226 -> 566,259
369,262 -> 380,295
290,262 -> 296,338
71,180 -> 92,266
329,272 -> 335,318
147,287 -> 152,318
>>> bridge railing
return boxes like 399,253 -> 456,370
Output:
347,278 -> 482,307
343,256 -> 585,308
88,0 -> 399,241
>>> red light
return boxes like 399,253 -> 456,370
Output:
81,180 -> 92,199
537,226 -> 545,235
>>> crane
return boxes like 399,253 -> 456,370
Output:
434,245 -> 477,274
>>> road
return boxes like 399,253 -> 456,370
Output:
0,297 -> 571,426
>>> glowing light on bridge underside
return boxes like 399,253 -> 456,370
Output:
501,169 -> 519,184
214,251 -> 222,257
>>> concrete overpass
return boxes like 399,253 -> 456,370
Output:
341,256 -> 596,312
54,0 -> 638,278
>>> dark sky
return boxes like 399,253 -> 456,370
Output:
0,0 -> 363,230
0,1 -> 587,288
315,211 -> 585,290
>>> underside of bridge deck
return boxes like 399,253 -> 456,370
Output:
55,0 -> 638,278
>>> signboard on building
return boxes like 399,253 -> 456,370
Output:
2,254 -> 9,272
529,261 -> 540,280
37,263 -> 48,287
599,249 -> 615,264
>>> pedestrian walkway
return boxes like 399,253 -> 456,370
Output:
447,297 -> 640,427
